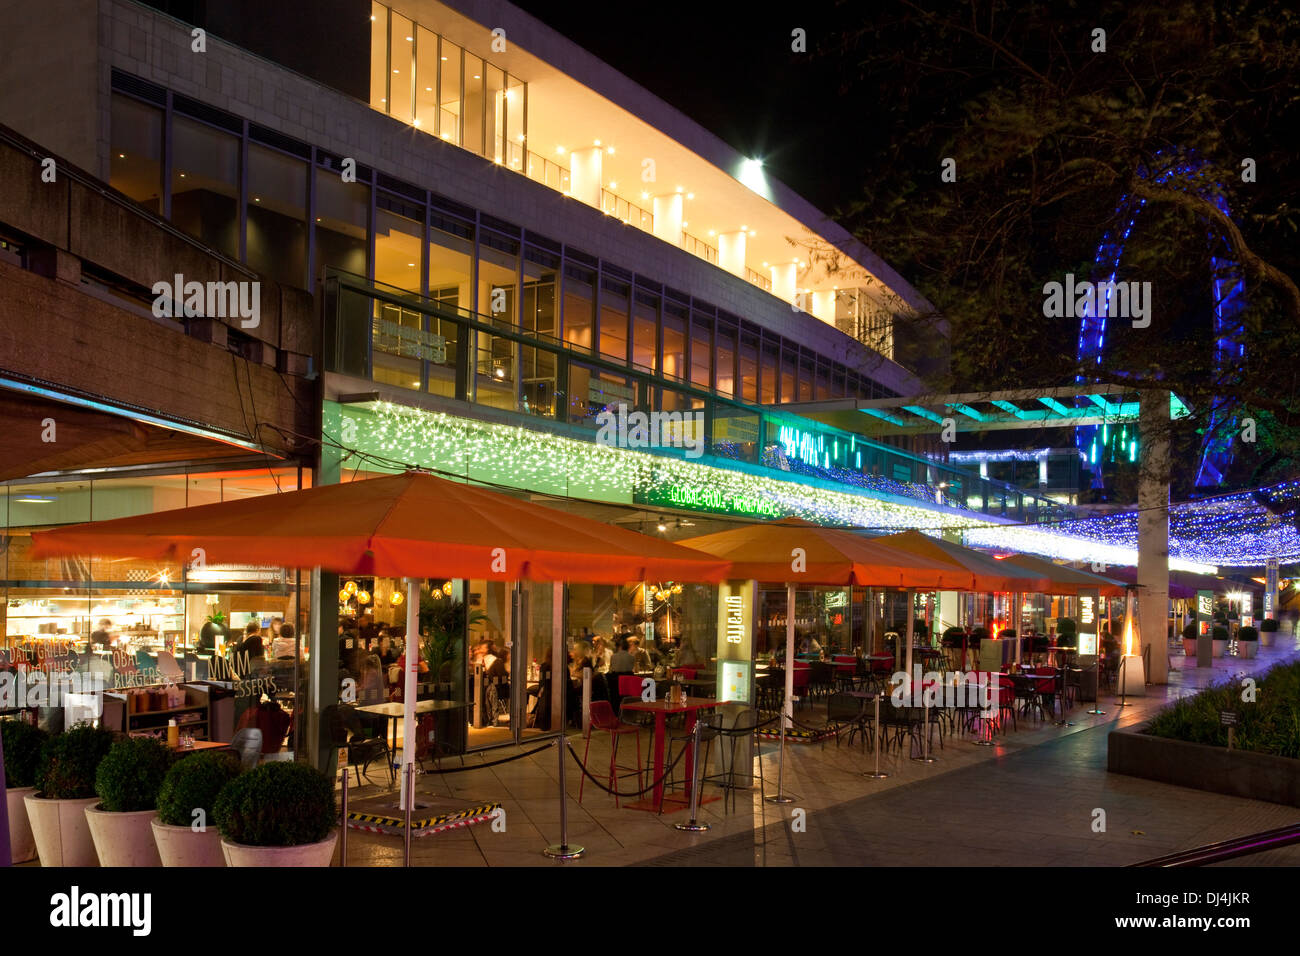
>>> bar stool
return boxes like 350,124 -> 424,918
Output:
579,700 -> 644,808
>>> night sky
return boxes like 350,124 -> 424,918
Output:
513,2 -> 862,218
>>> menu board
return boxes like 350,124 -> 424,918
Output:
1076,588 -> 1099,662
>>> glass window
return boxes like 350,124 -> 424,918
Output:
478,235 -> 517,321
415,26 -> 438,132
170,116 -> 240,260
246,144 -> 307,288
739,333 -> 759,403
816,362 -> 831,400
562,264 -> 595,351
780,349 -> 796,404
428,222 -> 473,309
463,53 -> 484,156
523,256 -> 556,338
371,298 -> 424,391
715,321 -> 737,397
439,40 -> 461,146
662,308 -> 686,383
505,76 -> 525,171
520,343 -> 557,420
389,11 -> 414,124
110,95 -> 163,214
486,65 -> 505,164
761,341 -> 778,404
314,166 -> 369,278
832,367 -> 847,398
690,313 -> 712,389
632,293 -> 658,373
374,205 -> 423,293
599,279 -> 629,364
369,1 -> 388,113
568,363 -> 634,429
798,355 -> 814,401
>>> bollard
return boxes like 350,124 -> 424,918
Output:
340,765 -> 348,868
543,737 -> 585,860
765,710 -> 794,803
403,763 -> 414,867
864,694 -> 889,779
1086,660 -> 1107,716
675,718 -> 710,832
912,697 -> 935,763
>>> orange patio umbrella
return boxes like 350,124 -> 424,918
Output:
992,553 -> 1127,597
31,470 -> 730,809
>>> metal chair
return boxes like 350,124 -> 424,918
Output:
579,700 -> 644,808
826,692 -> 868,749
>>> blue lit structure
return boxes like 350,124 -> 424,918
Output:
1076,153 -> 1245,488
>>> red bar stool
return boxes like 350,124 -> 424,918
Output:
579,700 -> 644,808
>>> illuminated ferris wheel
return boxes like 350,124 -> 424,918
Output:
1075,153 -> 1245,489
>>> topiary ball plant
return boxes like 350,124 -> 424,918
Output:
214,761 -> 336,847
157,750 -> 241,828
1182,622 -> 1197,641
1,719 -> 49,788
95,736 -> 173,812
1260,618 -> 1279,632
1212,625 -> 1229,642
35,723 -> 116,800
1238,626 -> 1259,641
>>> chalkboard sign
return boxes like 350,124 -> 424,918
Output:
1219,710 -> 1239,726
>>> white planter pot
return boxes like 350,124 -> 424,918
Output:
85,806 -> 161,867
5,786 -> 37,864
1182,639 -> 1197,657
152,819 -> 226,867
1259,631 -> 1275,647
1212,639 -> 1226,658
24,795 -> 100,867
221,829 -> 337,867
1236,641 -> 1258,659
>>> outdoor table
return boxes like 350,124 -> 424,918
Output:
171,739 -> 229,754
619,696 -> 720,812
356,699 -> 467,773
678,676 -> 716,696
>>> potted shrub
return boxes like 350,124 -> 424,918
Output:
2,720 -> 49,863
1235,625 -> 1259,659
214,761 -> 337,866
153,750 -> 240,866
1056,618 -> 1078,648
1181,622 -> 1197,657
1211,625 -> 1228,658
1259,617 -> 1279,647
85,736 -> 172,867
26,723 -> 115,866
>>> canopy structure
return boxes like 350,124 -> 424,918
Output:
868,530 -> 1054,593
30,470 -> 731,584
992,552 -> 1127,597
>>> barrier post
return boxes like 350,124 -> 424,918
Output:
403,763 -> 414,867
765,716 -> 795,803
339,764 -> 348,868
543,737 -> 585,859
675,718 -> 710,832
864,694 -> 888,778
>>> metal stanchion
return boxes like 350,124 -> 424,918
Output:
1053,672 -> 1074,727
912,697 -> 935,763
765,706 -> 795,803
543,737 -> 585,860
1086,662 -> 1107,715
864,694 -> 889,778
1115,656 -> 1131,707
973,681 -> 995,746
339,764 -> 348,868
403,763 -> 414,868
675,719 -> 710,832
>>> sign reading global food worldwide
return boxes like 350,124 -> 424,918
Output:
636,482 -> 782,519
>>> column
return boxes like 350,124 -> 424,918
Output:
652,193 -> 683,247
718,230 -> 747,277
568,146 -> 602,207
1138,389 -> 1171,684
770,262 -> 797,303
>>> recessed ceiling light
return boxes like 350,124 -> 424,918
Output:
118,153 -> 125,158
682,221 -> 688,227
425,86 -> 433,91
556,146 -> 565,154
687,193 -> 694,200
405,36 -> 413,41
593,139 -> 601,146
609,181 -> 617,189
441,55 -> 447,61
408,262 -> 415,267
473,74 -> 480,79
413,119 -> 421,127
253,197 -> 260,202
393,69 -> 400,74
641,191 -> 650,200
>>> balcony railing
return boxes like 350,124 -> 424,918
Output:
682,232 -> 718,265
599,189 -> 654,231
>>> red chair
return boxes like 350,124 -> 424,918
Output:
671,667 -> 698,681
579,700 -> 644,808
1032,667 -> 1058,719
791,665 -> 812,709
618,674 -> 646,699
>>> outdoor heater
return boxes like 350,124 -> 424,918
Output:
1117,588 -> 1146,697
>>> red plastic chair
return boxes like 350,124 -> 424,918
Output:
671,667 -> 698,681
618,674 -> 646,699
579,700 -> 644,808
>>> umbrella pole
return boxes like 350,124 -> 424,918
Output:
784,583 -> 795,730
401,576 -> 420,811
904,591 -> 914,685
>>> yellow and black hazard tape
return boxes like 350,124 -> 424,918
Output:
756,726 -> 833,743
345,801 -> 502,832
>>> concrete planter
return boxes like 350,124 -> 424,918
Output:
152,819 -> 225,867
221,829 -> 337,867
85,806 -> 161,867
1236,641 -> 1258,659
1182,638 -> 1197,657
1260,630 -> 1277,647
1109,724 -> 1300,807
25,795 -> 100,867
1212,639 -> 1226,658
5,786 -> 37,864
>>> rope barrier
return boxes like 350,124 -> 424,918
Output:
563,737 -> 692,798
407,741 -> 555,776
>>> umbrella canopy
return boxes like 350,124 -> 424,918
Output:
679,519 -> 972,588
992,552 -> 1127,597
29,470 -> 731,584
869,530 -> 1053,593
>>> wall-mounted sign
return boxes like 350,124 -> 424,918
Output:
724,595 -> 745,645
1265,558 -> 1279,617
1076,588 -> 1099,662
715,581 -> 754,704
373,317 -> 446,363
1196,589 -> 1214,668
636,483 -> 782,519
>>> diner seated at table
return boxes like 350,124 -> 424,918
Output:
589,635 -> 612,673
608,636 -> 635,675
626,636 -> 653,672
271,623 -> 297,660
567,641 -> 594,726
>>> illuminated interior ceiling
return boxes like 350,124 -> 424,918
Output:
779,384 -> 1190,438
389,1 -> 906,316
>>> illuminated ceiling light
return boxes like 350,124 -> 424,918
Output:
425,86 -> 433,92
338,588 -> 350,602
253,197 -> 260,202
405,35 -> 413,41
408,262 -> 415,267
391,589 -> 405,606
708,230 -> 716,237
739,157 -> 769,196
556,146 -> 566,154
609,181 -> 617,189
641,191 -> 650,200
762,261 -> 768,267
676,186 -> 684,193
442,133 -> 451,140
441,55 -> 448,60
606,146 -> 615,155
686,192 -> 694,200
473,74 -> 480,79
344,581 -> 358,596
413,119 -> 421,127
118,153 -> 125,158
442,580 -> 454,596
393,69 -> 400,74
369,13 -> 376,19
748,230 -> 756,237
740,225 -> 747,230
593,139 -> 601,146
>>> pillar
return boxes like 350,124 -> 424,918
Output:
1138,389 -> 1171,684
569,146 -> 602,207
770,262 -> 797,303
718,230 -> 747,277
652,193 -> 683,247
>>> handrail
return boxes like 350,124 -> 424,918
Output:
1129,823 -> 1300,867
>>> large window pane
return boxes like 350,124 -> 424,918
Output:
246,144 -> 307,287
372,299 -> 423,391
523,256 -> 556,338
463,53 -> 484,156
428,222 -> 473,309
562,263 -> 595,351
440,40 -> 462,145
389,11 -> 414,124
715,321 -> 737,397
760,341 -> 778,404
599,279 -> 629,364
662,308 -> 686,382
486,65 -> 505,164
505,75 -> 525,171
781,350 -> 796,403
632,292 -> 658,373
798,354 -> 814,401
478,237 -> 517,321
568,363 -> 634,429
691,314 -> 712,389
374,205 -> 423,292
415,26 -> 438,132
110,95 -> 162,213
170,116 -> 240,259
740,332 -> 759,403
314,167 -> 369,278
369,1 -> 388,113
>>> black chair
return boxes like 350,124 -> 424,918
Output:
826,692 -> 868,750
701,707 -> 765,813
660,711 -> 722,813
324,703 -> 393,787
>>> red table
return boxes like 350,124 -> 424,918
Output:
619,696 -> 720,812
